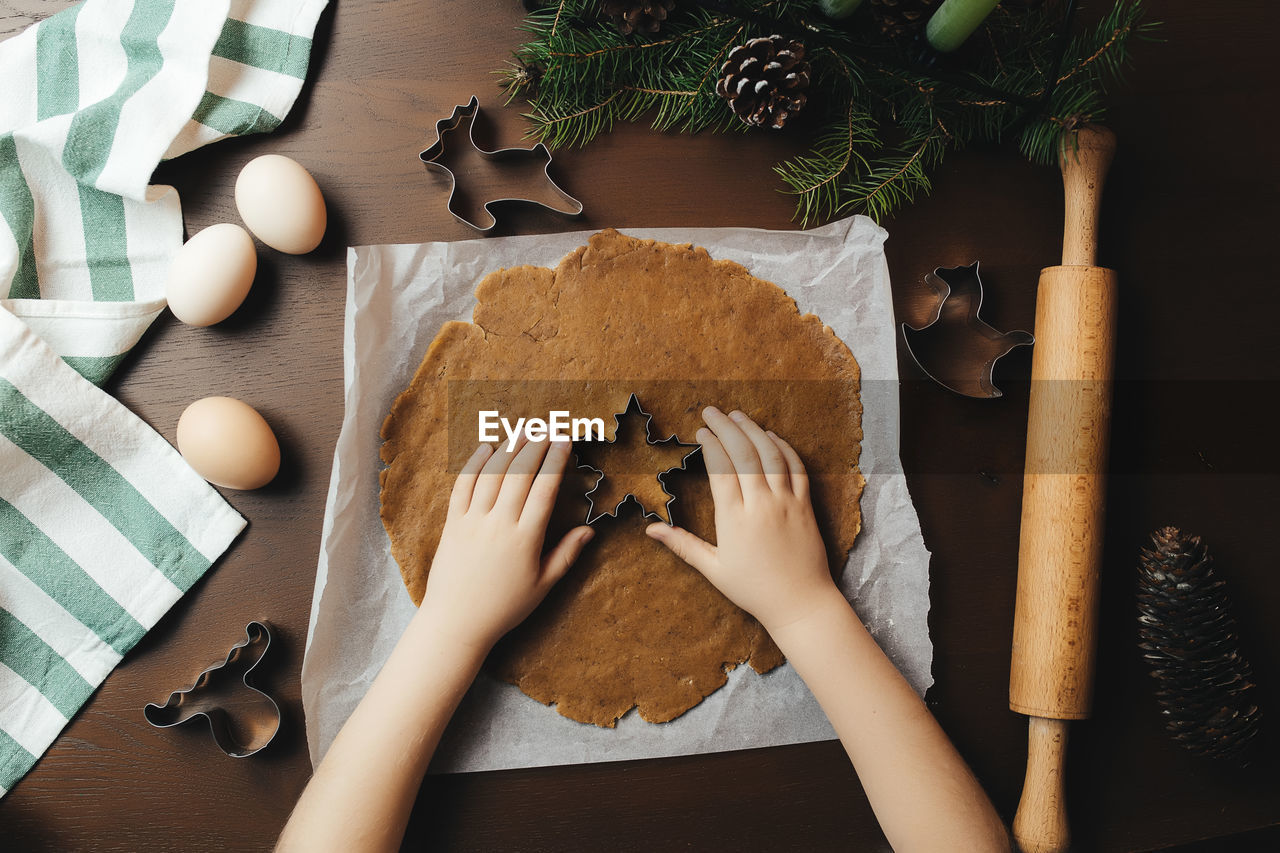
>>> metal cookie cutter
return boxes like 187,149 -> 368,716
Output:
419,96 -> 583,232
575,393 -> 700,526
143,620 -> 281,758
901,262 -> 1034,398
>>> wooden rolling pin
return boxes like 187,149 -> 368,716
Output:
1009,125 -> 1118,853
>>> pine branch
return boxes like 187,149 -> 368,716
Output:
528,89 -> 630,149
503,0 -> 1157,221
1018,0 -> 1153,164
774,99 -> 877,226
851,123 -> 946,221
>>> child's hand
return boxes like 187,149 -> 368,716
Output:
418,438 -> 594,654
646,407 -> 842,635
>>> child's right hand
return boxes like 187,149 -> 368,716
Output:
645,407 -> 844,636
420,437 -> 593,655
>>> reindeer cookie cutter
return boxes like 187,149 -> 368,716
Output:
143,620 -> 281,758
420,96 -> 583,232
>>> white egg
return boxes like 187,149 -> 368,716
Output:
166,224 -> 257,327
235,154 -> 327,254
176,397 -> 281,490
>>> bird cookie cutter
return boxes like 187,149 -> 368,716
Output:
901,262 -> 1034,398
143,620 -> 281,758
574,393 -> 701,526
419,96 -> 583,232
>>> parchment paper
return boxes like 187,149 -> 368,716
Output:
302,217 -> 932,773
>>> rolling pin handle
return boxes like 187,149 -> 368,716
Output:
1059,125 -> 1117,267
1013,716 -> 1071,853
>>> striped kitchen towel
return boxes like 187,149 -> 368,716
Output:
0,308 -> 246,796
1,0 -> 329,383
0,0 -> 327,796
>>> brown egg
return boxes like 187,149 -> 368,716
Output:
176,397 -> 281,490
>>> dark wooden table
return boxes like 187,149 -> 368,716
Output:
2,1 -> 1277,850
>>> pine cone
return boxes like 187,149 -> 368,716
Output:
715,36 -> 811,130
1137,527 -> 1263,765
601,0 -> 675,35
869,0 -> 940,38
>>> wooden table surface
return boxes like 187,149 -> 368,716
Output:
2,1 -> 1278,850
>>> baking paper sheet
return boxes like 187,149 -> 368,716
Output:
302,217 -> 932,773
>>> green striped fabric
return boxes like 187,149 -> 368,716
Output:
0,307 -> 246,797
1,0 -> 329,381
0,0 -> 327,797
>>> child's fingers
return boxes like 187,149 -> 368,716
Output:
469,434 -> 529,512
540,525 -> 594,587
520,440 -> 573,530
696,426 -> 741,506
450,443 -> 495,515
727,410 -> 790,494
495,439 -> 552,519
702,406 -> 764,481
768,431 -> 809,499
645,522 -> 718,577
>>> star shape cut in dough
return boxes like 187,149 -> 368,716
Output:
573,394 -> 700,526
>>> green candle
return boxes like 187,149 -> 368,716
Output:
925,0 -> 1001,53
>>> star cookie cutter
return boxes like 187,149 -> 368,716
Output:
901,262 -> 1034,399
143,620 -> 281,758
574,393 -> 701,526
419,96 -> 583,232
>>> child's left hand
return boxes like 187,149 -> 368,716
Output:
417,437 -> 594,654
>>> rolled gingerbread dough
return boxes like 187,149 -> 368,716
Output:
379,229 -> 864,727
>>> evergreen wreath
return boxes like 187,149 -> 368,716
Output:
500,0 -> 1156,223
